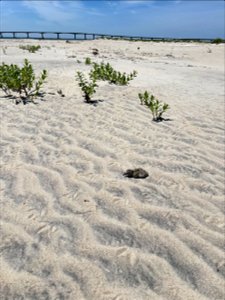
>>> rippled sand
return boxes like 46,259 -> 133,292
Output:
0,39 -> 224,300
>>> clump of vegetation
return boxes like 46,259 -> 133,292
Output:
76,71 -> 98,103
0,59 -> 47,103
85,57 -> 92,65
139,91 -> 154,105
212,38 -> 223,44
90,62 -> 137,85
0,63 -> 19,96
138,91 -> 170,122
19,45 -> 41,53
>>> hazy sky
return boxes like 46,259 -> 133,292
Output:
1,0 -> 224,38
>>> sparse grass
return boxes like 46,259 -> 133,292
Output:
19,45 -> 41,53
138,91 -> 170,122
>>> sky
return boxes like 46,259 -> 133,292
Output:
1,0 -> 224,39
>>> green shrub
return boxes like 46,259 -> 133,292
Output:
0,63 -> 20,95
85,57 -> 92,65
0,59 -> 47,103
212,38 -> 224,44
76,71 -> 98,103
19,45 -> 41,53
90,62 -> 137,85
138,91 -> 154,105
138,91 -> 170,122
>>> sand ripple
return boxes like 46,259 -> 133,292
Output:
0,40 -> 224,300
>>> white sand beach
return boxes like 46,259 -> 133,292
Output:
0,39 -> 224,300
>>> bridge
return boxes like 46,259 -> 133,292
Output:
0,31 -> 218,42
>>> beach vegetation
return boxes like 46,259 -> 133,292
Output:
76,71 -> 98,103
90,62 -> 137,85
212,38 -> 224,44
138,90 -> 154,105
138,91 -> 170,122
85,57 -> 92,65
0,59 -> 47,103
19,45 -> 41,53
0,63 -> 19,96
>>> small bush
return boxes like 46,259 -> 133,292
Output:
90,62 -> 137,85
85,57 -> 92,65
138,91 -> 154,105
19,45 -> 41,53
138,91 -> 170,122
76,71 -> 98,103
0,59 -> 47,103
212,38 -> 223,44
0,63 -> 20,96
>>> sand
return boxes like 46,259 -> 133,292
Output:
0,39 -> 224,300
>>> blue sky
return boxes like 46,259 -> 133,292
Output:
1,0 -> 224,38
